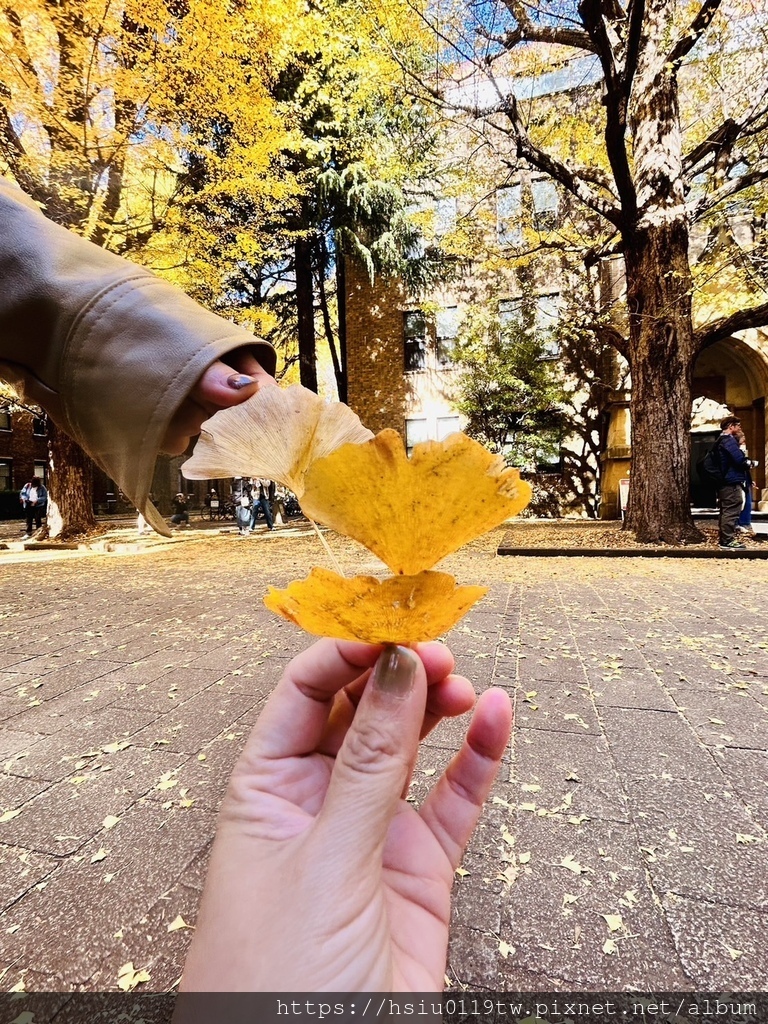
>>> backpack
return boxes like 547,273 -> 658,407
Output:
696,439 -> 724,488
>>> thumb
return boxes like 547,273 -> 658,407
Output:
193,358 -> 276,411
315,645 -> 426,868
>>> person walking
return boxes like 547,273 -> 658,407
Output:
250,477 -> 275,532
19,475 -> 48,539
236,492 -> 252,536
716,416 -> 751,549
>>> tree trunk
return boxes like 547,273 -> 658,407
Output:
47,422 -> 98,539
295,234 -> 318,393
622,14 -> 703,545
623,220 -> 703,544
335,250 -> 348,403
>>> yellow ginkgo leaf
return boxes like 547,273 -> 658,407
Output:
301,430 -> 532,574
182,384 -> 373,496
264,568 -> 487,644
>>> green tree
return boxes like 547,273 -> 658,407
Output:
453,299 -> 569,468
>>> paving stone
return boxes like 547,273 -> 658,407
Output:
623,774 -> 768,909
129,691 -> 257,753
501,816 -> 689,989
598,705 -> 720,779
717,747 -> 768,824
512,728 -> 628,823
662,893 -> 768,988
591,670 -> 677,712
87,878 -> 201,991
0,842 -> 59,910
671,687 -> 768,750
0,774 -> 50,811
0,768 -> 143,856
512,685 -> 601,735
518,652 -> 590,683
8,682 -> 126,734
105,668 -> 221,712
0,801 -> 215,981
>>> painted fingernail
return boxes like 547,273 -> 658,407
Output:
371,645 -> 417,699
227,373 -> 257,390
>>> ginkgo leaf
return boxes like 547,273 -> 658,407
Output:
264,568 -> 487,644
301,430 -> 532,574
117,962 -> 151,991
182,385 -> 373,496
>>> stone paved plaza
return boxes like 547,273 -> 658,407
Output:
0,527 -> 767,994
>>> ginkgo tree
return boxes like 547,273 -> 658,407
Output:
0,0 -> 301,533
385,0 -> 768,544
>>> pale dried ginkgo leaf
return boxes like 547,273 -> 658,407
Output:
181,384 -> 373,496
300,430 -> 532,574
264,568 -> 488,644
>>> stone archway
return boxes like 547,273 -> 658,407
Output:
693,330 -> 768,507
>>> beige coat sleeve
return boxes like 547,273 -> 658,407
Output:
0,177 -> 276,535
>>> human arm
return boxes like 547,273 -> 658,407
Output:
176,640 -> 512,995
0,177 -> 276,534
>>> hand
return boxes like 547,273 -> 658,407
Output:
178,640 -> 512,993
161,346 -> 276,455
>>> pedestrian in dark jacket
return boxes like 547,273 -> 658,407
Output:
716,416 -> 750,549
19,476 -> 48,538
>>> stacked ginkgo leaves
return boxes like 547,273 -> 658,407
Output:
183,385 -> 531,644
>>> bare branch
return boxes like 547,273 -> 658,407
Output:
623,0 -> 646,92
695,300 -> 768,351
683,117 -> 740,176
667,0 -> 723,68
501,0 -> 594,50
577,0 -> 637,215
688,166 -> 768,222
501,92 -> 624,226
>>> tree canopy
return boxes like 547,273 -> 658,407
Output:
383,0 -> 768,542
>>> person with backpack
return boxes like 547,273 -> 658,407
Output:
19,475 -> 48,539
715,416 -> 752,550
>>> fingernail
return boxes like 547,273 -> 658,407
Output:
227,373 -> 257,390
371,644 -> 417,699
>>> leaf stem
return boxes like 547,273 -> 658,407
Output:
309,518 -> 344,576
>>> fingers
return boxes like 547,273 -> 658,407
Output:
161,349 -> 276,455
315,646 -> 427,869
418,687 -> 512,869
192,353 -> 276,413
319,671 -> 475,758
317,642 -> 468,755
241,639 -> 384,761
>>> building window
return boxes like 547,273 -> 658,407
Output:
436,306 -> 459,367
405,418 -> 429,455
437,416 -> 460,440
0,410 -> 10,431
497,185 -> 522,246
33,415 -> 47,436
499,297 -> 523,328
0,461 -> 11,491
435,197 -> 457,237
532,179 -> 559,231
535,292 -> 561,357
34,462 -> 48,483
403,311 -> 428,372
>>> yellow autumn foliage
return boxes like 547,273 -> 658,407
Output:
300,429 -> 532,575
